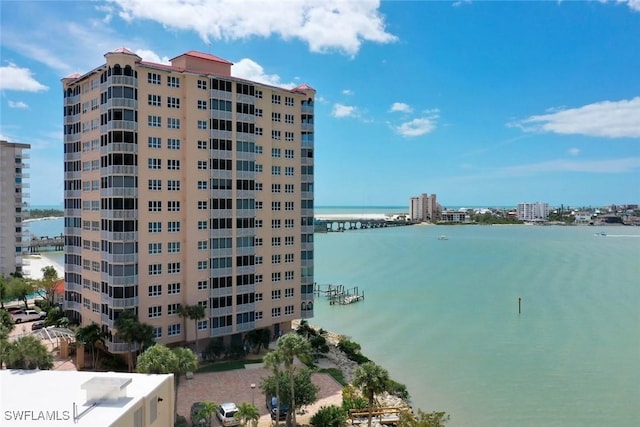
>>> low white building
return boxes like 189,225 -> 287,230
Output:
0,370 -> 174,427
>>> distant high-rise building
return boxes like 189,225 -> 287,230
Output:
62,48 -> 315,353
517,202 -> 549,222
0,140 -> 30,277
409,193 -> 439,222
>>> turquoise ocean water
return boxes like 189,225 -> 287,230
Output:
30,211 -> 640,426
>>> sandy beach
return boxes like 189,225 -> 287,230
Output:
22,253 -> 64,280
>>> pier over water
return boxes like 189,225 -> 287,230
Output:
314,214 -> 415,233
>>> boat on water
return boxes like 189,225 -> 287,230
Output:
594,231 -> 607,236
438,235 -> 449,240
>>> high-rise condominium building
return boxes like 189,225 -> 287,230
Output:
62,49 -> 315,353
517,202 -> 549,222
409,193 -> 439,222
0,140 -> 30,277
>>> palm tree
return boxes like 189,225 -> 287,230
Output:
114,310 -> 140,372
276,333 -> 312,427
180,304 -> 206,357
4,335 -> 53,369
234,402 -> 259,427
137,344 -> 198,419
263,350 -> 284,425
0,275 -> 8,309
194,401 -> 218,427
75,323 -> 106,369
353,362 -> 391,427
39,265 -> 59,305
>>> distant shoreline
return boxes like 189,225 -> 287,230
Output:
24,216 -> 63,223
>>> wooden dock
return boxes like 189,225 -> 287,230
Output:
314,283 -> 365,305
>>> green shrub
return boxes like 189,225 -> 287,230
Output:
310,405 -> 347,427
386,379 -> 410,400
174,414 -> 188,427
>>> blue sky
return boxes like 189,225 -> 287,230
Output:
1,0 -> 639,208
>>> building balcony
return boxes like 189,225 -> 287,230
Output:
103,295 -> 139,309
210,326 -> 233,337
103,165 -> 138,175
300,309 -> 313,319
100,231 -> 138,242
64,114 -> 81,125
210,110 -> 233,120
236,302 -> 256,312
65,281 -> 83,292
209,229 -> 233,239
236,170 -> 256,180
210,169 -> 233,180
236,132 -> 256,143
301,123 -> 314,132
64,133 -> 80,143
236,113 -> 255,124
211,149 -> 233,159
64,94 -> 80,106
65,300 -> 82,312
100,187 -> 137,198
106,339 -> 139,354
102,209 -> 138,220
210,89 -> 232,101
236,246 -> 255,257
236,321 -> 255,333
236,283 -> 256,295
301,105 -> 314,114
301,157 -> 313,166
210,288 -> 233,299
102,120 -> 138,132
66,245 -> 82,255
103,97 -> 138,110
103,252 -> 138,264
100,142 -> 138,155
235,93 -> 255,104
105,75 -> 138,87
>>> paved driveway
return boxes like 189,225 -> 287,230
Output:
176,364 -> 343,426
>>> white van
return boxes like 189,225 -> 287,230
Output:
216,402 -> 239,427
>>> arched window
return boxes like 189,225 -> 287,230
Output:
113,64 -> 122,75
124,65 -> 133,76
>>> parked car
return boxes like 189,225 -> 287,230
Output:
31,321 -> 45,331
190,402 -> 210,427
266,396 -> 289,420
12,309 -> 46,323
216,402 -> 239,427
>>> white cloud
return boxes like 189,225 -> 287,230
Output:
342,89 -> 353,96
110,0 -> 397,55
232,58 -> 296,88
392,109 -> 440,137
8,100 -> 29,109
0,64 -> 48,92
568,147 -> 581,156
135,49 -> 171,65
390,102 -> 413,113
511,97 -> 640,138
332,103 -> 357,118
617,0 -> 640,12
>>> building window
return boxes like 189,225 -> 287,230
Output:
197,220 -> 207,230
167,138 -> 180,150
149,305 -> 162,319
272,254 -> 281,264
148,222 -> 162,233
148,158 -> 161,170
168,324 -> 181,336
272,237 -> 281,247
167,118 -> 180,129
285,96 -> 294,106
148,285 -> 162,297
197,320 -> 207,330
167,96 -> 180,109
148,94 -> 161,106
167,76 -> 180,88
168,282 -> 181,295
198,260 -> 208,270
197,201 -> 208,210
272,148 -> 281,158
168,201 -> 180,212
285,114 -> 294,124
168,262 -> 181,274
285,236 -> 294,246
272,307 -> 281,318
285,287 -> 294,298
272,130 -> 281,140
148,243 -> 162,254
148,115 -> 161,127
255,127 -> 263,136
168,241 -> 181,253
167,180 -> 180,191
255,90 -> 263,99
285,219 -> 294,228
168,221 -> 180,232
285,253 -> 294,264
285,201 -> 294,211
168,303 -> 180,316
272,112 -> 281,122
272,272 -> 281,282
272,201 -> 281,211
272,166 -> 281,176
197,120 -> 207,130
285,166 -> 294,176
285,132 -> 294,141
149,264 -> 162,275
197,180 -> 208,190
153,327 -> 162,339
148,72 -> 161,85
197,79 -> 207,90
148,136 -> 161,148
285,305 -> 294,315
198,280 -> 207,290
167,159 -> 180,170
285,271 -> 294,281
272,94 -> 281,104
285,149 -> 294,159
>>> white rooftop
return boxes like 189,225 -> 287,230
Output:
0,370 -> 173,426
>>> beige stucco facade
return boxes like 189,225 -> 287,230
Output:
62,49 -> 314,352
0,140 -> 30,278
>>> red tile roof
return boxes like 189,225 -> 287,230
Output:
110,47 -> 137,55
171,50 -> 233,65
293,83 -> 316,92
